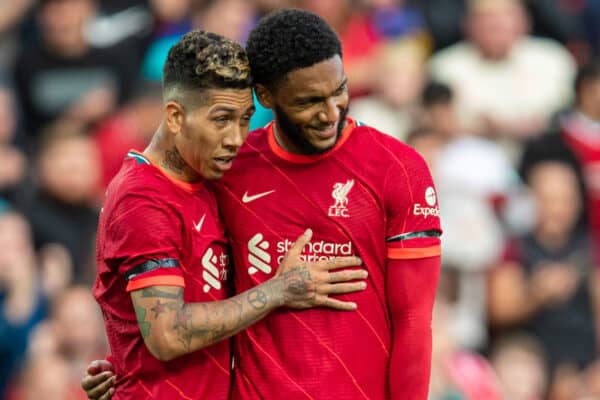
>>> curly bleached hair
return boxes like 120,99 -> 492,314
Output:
163,30 -> 252,98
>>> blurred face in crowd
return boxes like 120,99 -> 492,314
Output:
195,0 -> 256,42
579,76 -> 600,120
166,88 -> 255,180
465,0 -> 527,60
39,0 -> 96,54
53,286 -> 105,359
528,162 -> 581,239
38,131 -> 101,204
0,88 -> 16,143
374,41 -> 426,109
258,55 -> 350,154
492,342 -> 547,400
0,212 -> 34,282
21,355 -> 72,400
150,0 -> 191,23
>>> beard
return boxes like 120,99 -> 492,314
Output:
274,105 -> 349,155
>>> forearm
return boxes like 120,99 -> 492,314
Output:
387,256 -> 440,399
132,279 -> 284,361
389,314 -> 433,399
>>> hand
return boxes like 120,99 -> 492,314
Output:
530,262 -> 579,307
273,229 -> 367,311
81,360 -> 115,400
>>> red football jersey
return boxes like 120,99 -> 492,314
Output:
215,118 -> 442,399
562,114 -> 600,263
94,151 -> 231,400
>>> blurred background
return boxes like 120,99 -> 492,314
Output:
0,0 -> 599,398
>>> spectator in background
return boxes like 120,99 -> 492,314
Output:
560,60 -> 600,265
0,208 -> 48,398
350,37 -> 428,141
92,81 -> 163,189
488,159 -> 600,398
0,85 -> 27,202
429,0 -> 575,140
303,0 -> 429,96
19,122 -> 101,283
489,333 -> 548,400
0,0 -> 35,72
12,0 -> 136,145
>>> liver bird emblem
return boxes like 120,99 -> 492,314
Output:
332,179 -> 354,208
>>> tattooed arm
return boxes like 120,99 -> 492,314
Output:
132,229 -> 366,361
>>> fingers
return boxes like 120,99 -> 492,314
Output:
323,281 -> 367,295
320,297 -> 357,311
99,387 -> 115,400
82,372 -> 115,399
327,269 -> 368,283
321,256 -> 362,271
287,229 -> 313,257
86,360 -> 114,375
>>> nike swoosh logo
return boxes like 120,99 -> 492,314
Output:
242,190 -> 275,203
194,214 -> 206,232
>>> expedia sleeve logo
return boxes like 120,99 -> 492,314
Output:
413,186 -> 440,218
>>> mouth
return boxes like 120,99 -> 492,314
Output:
212,155 -> 235,172
310,123 -> 338,140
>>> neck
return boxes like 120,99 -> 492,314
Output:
534,228 -> 569,251
273,122 -> 301,154
144,125 -> 201,183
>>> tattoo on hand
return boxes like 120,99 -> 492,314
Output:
285,265 -> 312,294
247,289 -> 268,310
134,304 -> 151,338
161,148 -> 187,173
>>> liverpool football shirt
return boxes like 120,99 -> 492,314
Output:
216,118 -> 441,399
94,151 -> 231,399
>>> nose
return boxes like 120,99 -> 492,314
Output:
222,124 -> 245,149
318,98 -> 340,124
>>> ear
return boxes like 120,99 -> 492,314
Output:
254,84 -> 274,110
164,101 -> 184,135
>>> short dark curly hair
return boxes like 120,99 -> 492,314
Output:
163,30 -> 252,98
246,9 -> 342,88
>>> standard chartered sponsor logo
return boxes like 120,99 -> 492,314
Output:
201,248 -> 221,293
247,233 -> 355,275
248,233 -> 272,275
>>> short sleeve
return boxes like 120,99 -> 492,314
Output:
384,146 -> 442,260
103,194 -> 185,291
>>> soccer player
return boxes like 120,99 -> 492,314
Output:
91,30 -> 366,400
84,9 -> 441,400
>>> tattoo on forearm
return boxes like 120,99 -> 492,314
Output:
174,306 -> 193,351
161,148 -> 187,173
141,287 -> 181,299
134,303 -> 151,338
247,288 -> 268,310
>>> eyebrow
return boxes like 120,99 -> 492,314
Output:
294,78 -> 348,104
209,105 -> 256,115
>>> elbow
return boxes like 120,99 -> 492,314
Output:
144,331 -> 182,362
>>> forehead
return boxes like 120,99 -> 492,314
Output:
200,88 -> 254,110
276,56 -> 345,97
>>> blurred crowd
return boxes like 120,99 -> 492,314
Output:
0,0 -> 599,399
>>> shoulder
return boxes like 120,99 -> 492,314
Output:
351,122 -> 426,167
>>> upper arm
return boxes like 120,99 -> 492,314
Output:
130,285 -> 186,361
103,196 -> 187,358
383,146 -> 442,316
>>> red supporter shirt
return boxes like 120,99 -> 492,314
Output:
562,114 -> 600,264
94,151 -> 231,400
215,118 -> 442,399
